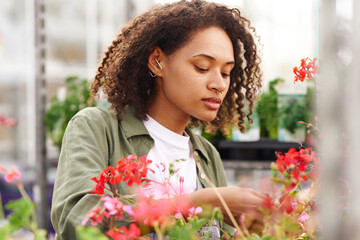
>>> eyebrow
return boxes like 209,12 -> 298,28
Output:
193,54 -> 235,65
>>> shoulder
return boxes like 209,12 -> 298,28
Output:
73,107 -> 117,122
67,107 -> 119,134
72,107 -> 118,126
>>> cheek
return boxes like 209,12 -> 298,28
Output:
167,69 -> 203,92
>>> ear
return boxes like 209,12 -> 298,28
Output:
148,46 -> 165,78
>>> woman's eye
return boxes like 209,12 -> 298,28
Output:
195,66 -> 208,72
222,73 -> 230,77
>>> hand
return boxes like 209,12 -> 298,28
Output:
186,187 -> 266,233
217,187 -> 265,230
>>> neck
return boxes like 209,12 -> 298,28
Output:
147,108 -> 189,136
147,96 -> 189,136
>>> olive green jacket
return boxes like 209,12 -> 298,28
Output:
51,107 -> 228,240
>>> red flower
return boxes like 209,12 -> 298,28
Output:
279,195 -> 295,214
90,155 -> 155,194
293,57 -> 319,83
118,155 -> 155,187
262,196 -> 275,213
275,148 -> 318,185
106,223 -> 142,240
91,173 -> 107,195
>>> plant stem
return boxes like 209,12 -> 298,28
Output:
216,225 -> 232,239
17,183 -> 38,230
0,193 -> 5,220
153,221 -> 163,240
279,183 -> 300,208
194,153 -> 247,239
115,191 -> 136,204
17,183 -> 31,200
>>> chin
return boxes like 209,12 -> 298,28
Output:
194,112 -> 218,122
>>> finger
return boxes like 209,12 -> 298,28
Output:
245,188 -> 268,200
248,208 -> 265,223
248,220 -> 265,236
241,208 -> 265,227
237,188 -> 268,206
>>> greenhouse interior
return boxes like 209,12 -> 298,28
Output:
1,0 -> 360,239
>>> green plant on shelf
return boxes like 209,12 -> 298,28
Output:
278,98 -> 306,134
44,76 -> 96,151
256,78 -> 284,139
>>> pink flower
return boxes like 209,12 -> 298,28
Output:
160,163 -> 166,172
81,207 -> 105,226
187,206 -> 202,218
0,115 -> 17,128
298,212 -> 310,225
101,196 -> 134,219
0,165 -> 6,173
102,196 -> 124,215
134,193 -> 191,226
4,167 -> 21,183
123,205 -> 134,216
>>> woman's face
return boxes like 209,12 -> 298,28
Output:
152,26 -> 234,122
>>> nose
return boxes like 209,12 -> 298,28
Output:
208,71 -> 228,93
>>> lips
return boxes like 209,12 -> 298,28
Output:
202,97 -> 222,110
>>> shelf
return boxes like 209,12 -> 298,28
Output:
212,138 -> 305,162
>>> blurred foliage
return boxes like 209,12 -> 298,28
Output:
76,226 -> 109,240
278,97 -> 306,134
305,86 -> 316,122
256,78 -> 284,139
0,194 -> 47,240
44,76 -> 96,151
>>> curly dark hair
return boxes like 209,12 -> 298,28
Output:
90,0 -> 262,133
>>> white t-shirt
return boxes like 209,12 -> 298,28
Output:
142,115 -> 197,199
143,116 -> 221,239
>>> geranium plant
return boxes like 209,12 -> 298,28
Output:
0,166 -> 47,240
293,58 -> 319,83
0,114 -> 17,133
77,155 -> 230,240
77,58 -> 321,240
0,115 -> 47,239
78,150 -> 319,239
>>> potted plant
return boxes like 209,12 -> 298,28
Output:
44,76 -> 97,151
255,78 -> 284,140
277,94 -> 306,142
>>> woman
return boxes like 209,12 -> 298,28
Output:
51,0 -> 265,239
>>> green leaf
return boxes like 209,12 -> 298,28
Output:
34,229 -> 47,240
0,223 -> 11,240
211,207 -> 223,222
75,225 -> 109,240
260,234 -> 276,240
167,223 -> 194,240
5,198 -> 35,233
279,216 -> 300,234
187,217 -> 208,232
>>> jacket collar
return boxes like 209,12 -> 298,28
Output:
120,107 -> 210,163
120,107 -> 150,138
185,128 -> 210,163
